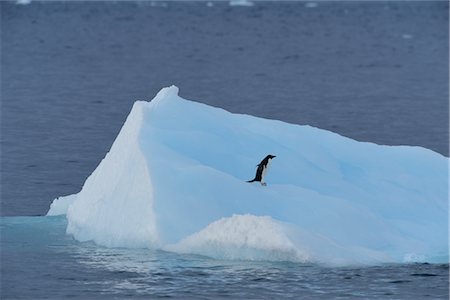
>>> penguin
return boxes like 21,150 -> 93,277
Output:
247,155 -> 276,186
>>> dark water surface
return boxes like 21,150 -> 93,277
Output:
1,0 -> 448,216
1,216 -> 449,299
1,2 -> 449,299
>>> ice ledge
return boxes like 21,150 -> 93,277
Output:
47,194 -> 77,216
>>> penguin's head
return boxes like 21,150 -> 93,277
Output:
268,154 -> 276,159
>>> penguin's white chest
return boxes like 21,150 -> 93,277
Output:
261,159 -> 272,181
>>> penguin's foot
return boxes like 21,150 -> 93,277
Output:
261,182 -> 267,186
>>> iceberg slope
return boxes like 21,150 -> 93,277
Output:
50,86 -> 448,265
65,101 -> 158,248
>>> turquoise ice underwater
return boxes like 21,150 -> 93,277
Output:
47,86 -> 448,266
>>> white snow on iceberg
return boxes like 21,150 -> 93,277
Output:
165,214 -> 309,262
48,86 -> 448,265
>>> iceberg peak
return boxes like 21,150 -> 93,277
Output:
151,85 -> 180,104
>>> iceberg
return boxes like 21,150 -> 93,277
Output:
48,86 -> 448,265
15,0 -> 32,5
229,0 -> 254,7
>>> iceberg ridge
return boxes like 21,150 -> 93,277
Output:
48,86 -> 448,265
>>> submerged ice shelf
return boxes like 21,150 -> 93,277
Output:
48,86 -> 448,265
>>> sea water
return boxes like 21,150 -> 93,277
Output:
1,1 -> 448,299
1,216 -> 448,299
